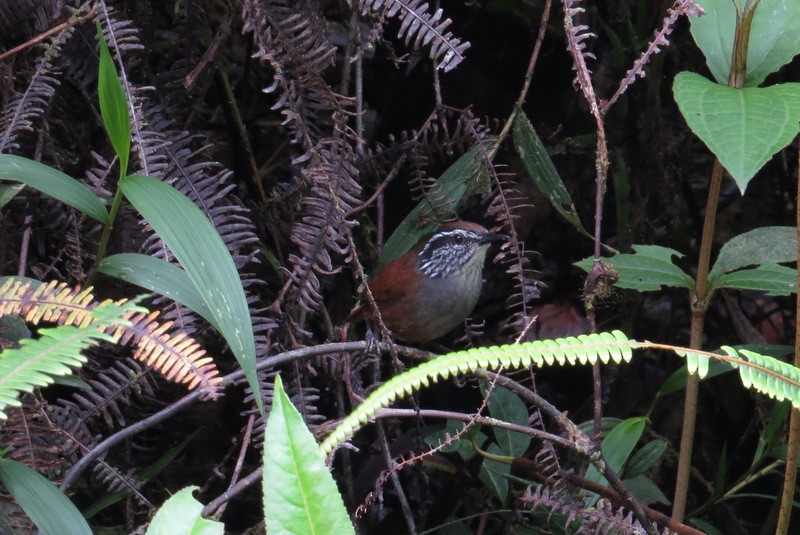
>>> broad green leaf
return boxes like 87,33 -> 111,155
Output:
709,226 -> 797,279
263,375 -> 354,534
575,245 -> 694,291
0,458 -> 92,535
624,439 -> 667,479
477,443 -> 510,505
713,263 -> 797,295
658,344 -> 791,396
120,175 -> 260,410
0,154 -> 108,223
673,72 -> 800,191
584,417 -> 646,488
483,384 -> 531,456
512,112 -> 591,238
622,474 -> 671,506
146,486 -> 223,535
96,23 -> 130,175
99,253 -> 215,328
377,142 -> 493,269
423,419 -> 484,460
690,0 -> 800,87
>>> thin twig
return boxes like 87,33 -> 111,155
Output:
60,341 -> 432,492
0,2 -> 98,63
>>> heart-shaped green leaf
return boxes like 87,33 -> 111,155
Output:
673,72 -> 800,192
690,0 -> 800,87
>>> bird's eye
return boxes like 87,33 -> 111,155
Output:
453,233 -> 465,244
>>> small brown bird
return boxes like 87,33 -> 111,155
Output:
360,221 -> 505,343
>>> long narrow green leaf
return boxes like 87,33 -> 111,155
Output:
584,417 -> 646,488
263,375 -> 355,534
119,175 -> 261,411
0,154 -> 108,223
98,253 -> 215,328
377,142 -> 493,269
96,22 -> 130,175
512,111 -> 591,238
0,459 -> 92,535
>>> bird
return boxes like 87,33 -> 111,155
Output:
358,221 -> 505,343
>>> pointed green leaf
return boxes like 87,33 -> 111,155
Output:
120,175 -> 260,410
624,439 -> 667,479
622,474 -> 671,506
483,384 -> 531,457
96,22 -> 130,175
673,72 -> 800,191
690,0 -> 800,87
512,112 -> 591,238
584,417 -> 646,488
377,142 -> 493,269
146,486 -> 223,535
710,226 -> 797,279
713,263 -> 797,295
0,155 -> 108,223
0,459 -> 92,535
263,376 -> 354,534
575,245 -> 694,291
99,253 -> 215,328
478,442 -> 510,505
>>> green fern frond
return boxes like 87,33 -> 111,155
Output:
0,300 -> 144,419
721,346 -> 800,406
319,332 -> 800,457
319,331 -> 631,456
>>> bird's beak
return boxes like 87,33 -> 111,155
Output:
479,232 -> 509,246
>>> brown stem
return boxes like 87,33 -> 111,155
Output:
672,1 -> 757,518
776,136 -> 800,534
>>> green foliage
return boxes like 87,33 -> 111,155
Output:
576,245 -> 694,291
584,417 -> 645,492
320,332 -> 800,457
0,299 -> 144,419
0,458 -> 92,535
477,384 -> 532,504
512,111 -> 591,239
0,154 -> 109,223
119,175 -> 260,411
145,486 -> 223,535
673,72 -> 800,190
98,253 -> 215,328
263,375 -> 355,534
96,22 -> 131,176
377,142 -> 493,269
710,226 -> 797,276
690,0 -> 800,87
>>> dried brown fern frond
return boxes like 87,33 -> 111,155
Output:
118,311 -> 222,396
285,136 -> 362,315
0,25 -> 71,153
0,278 -> 222,398
351,0 -> 470,72
241,0 -> 346,153
0,399 -> 66,479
